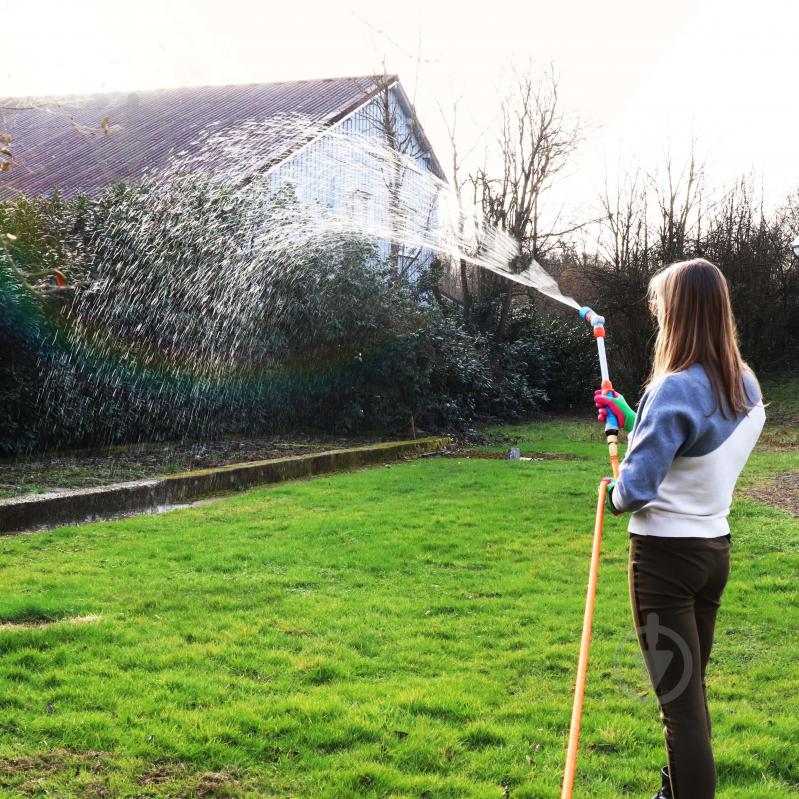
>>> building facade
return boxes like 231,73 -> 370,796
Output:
1,75 -> 447,280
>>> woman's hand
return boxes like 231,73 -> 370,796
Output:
594,389 -> 637,432
602,477 -> 623,515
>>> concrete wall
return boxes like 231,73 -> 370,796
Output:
0,437 -> 448,535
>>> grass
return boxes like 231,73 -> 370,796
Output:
0,384 -> 796,797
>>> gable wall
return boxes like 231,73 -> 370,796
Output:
267,85 -> 443,279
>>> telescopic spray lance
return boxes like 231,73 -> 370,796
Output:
560,307 -> 622,799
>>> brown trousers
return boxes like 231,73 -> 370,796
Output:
629,533 -> 731,799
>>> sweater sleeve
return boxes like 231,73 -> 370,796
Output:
611,375 -> 700,513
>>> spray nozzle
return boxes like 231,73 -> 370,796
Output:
580,305 -> 617,430
578,307 -> 605,338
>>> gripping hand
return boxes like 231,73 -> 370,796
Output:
594,389 -> 636,432
603,477 -> 623,515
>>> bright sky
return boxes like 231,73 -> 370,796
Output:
2,0 -> 798,213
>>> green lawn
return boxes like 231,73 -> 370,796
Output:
0,404 -> 797,796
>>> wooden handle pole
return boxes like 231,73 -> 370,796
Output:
560,478 -> 609,799
563,308 -> 621,796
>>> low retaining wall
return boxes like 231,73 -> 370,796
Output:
0,437 -> 448,535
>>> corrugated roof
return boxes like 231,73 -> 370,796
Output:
0,75 -> 415,199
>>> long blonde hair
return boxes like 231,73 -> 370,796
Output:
647,258 -> 754,417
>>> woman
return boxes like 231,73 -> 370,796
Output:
593,259 -> 765,799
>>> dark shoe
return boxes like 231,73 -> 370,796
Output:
652,766 -> 672,799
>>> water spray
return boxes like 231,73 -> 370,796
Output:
35,113 -> 585,440
560,306 -> 621,799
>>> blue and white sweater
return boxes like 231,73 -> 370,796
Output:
612,364 -> 765,537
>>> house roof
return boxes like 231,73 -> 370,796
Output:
0,75 -> 444,200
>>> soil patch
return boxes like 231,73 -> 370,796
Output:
195,769 -> 244,797
744,472 -> 799,516
758,421 -> 799,450
0,749 -> 107,791
137,762 -> 244,796
137,759 -> 190,786
0,614 -> 102,632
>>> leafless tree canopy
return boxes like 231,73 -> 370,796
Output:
471,67 -> 581,257
585,150 -> 798,390
465,66 -> 582,338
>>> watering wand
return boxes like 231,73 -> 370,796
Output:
577,306 -> 621,480
560,307 -> 621,799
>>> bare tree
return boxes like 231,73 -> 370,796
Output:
437,95 -> 482,311
585,148 -> 705,390
586,170 -> 658,390
581,148 -> 799,392
469,65 -> 581,338
701,176 -> 798,369
652,147 -> 703,262
599,170 -> 650,274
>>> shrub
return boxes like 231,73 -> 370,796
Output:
1,181 -> 588,453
